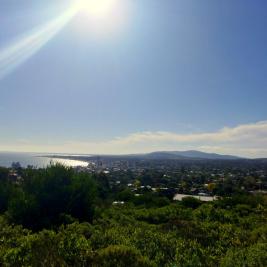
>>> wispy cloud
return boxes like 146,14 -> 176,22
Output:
1,121 -> 267,158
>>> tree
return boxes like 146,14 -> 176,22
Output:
7,164 -> 97,229
181,197 -> 202,209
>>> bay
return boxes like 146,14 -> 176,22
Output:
0,152 -> 88,168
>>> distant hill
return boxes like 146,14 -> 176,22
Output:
144,150 -> 242,160
46,150 -> 244,162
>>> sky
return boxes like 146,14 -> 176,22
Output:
0,0 -> 267,157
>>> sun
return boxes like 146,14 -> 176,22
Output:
71,0 -> 128,36
77,0 -> 118,18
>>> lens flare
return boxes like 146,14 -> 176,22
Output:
0,6 -> 79,81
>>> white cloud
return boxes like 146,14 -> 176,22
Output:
1,120 -> 267,158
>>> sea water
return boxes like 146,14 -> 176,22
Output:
0,152 -> 88,168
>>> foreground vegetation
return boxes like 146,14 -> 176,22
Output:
0,165 -> 266,266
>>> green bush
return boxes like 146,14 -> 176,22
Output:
221,243 -> 267,267
93,245 -> 155,267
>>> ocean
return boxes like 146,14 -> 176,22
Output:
0,152 -> 88,168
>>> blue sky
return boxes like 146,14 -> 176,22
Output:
0,0 -> 267,157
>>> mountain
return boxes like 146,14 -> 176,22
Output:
46,150 -> 243,162
144,150 -> 242,160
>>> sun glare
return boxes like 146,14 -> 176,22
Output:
72,0 -> 128,37
77,0 -> 117,18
